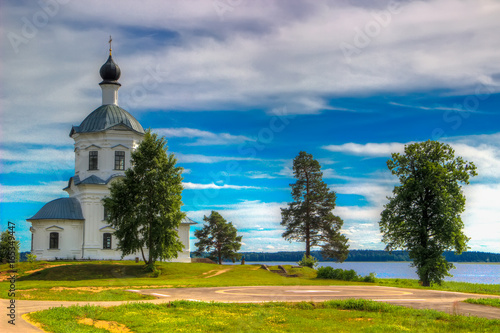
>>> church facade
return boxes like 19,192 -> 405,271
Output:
27,48 -> 195,262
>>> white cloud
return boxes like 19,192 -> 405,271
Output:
447,142 -> 500,180
462,184 -> 500,253
4,1 -> 500,254
335,206 -> 382,223
0,148 -> 74,174
0,182 -> 68,203
183,182 -> 262,190
335,183 -> 393,207
155,127 -> 253,146
188,200 -> 285,229
175,153 -> 260,164
245,171 -> 276,179
323,142 -> 407,157
3,0 -> 500,150
322,135 -> 500,182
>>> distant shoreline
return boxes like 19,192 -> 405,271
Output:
229,261 -> 500,264
196,250 -> 500,263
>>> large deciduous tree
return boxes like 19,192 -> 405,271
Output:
281,151 -> 349,262
194,211 -> 242,265
380,140 -> 477,286
103,130 -> 184,268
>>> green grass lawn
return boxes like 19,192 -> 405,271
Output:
376,278 -> 500,295
0,261 -> 360,301
27,299 -> 500,333
1,261 -> 499,301
464,298 -> 500,308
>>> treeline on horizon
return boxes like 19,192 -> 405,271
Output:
192,250 -> 500,263
18,250 -> 500,263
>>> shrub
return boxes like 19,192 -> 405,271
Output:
316,266 -> 376,282
363,272 -> 376,283
151,268 -> 161,278
298,254 -> 318,268
27,253 -> 37,264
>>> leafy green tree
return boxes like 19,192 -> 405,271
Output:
281,151 -> 349,262
0,229 -> 20,263
380,140 -> 477,286
103,130 -> 184,268
194,211 -> 242,265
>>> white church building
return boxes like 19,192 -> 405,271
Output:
27,46 -> 195,262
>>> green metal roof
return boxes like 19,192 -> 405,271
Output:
28,198 -> 84,221
70,104 -> 144,136
181,216 -> 197,225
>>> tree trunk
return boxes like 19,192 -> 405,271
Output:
141,247 -> 147,265
217,244 -> 222,264
305,171 -> 311,257
148,220 -> 153,266
420,193 -> 430,286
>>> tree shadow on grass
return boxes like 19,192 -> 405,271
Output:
17,264 -> 148,281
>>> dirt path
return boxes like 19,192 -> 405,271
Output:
203,268 -> 231,278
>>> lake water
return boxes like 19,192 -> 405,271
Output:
237,261 -> 500,285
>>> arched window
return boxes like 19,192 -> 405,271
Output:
49,232 -> 59,249
103,233 -> 112,249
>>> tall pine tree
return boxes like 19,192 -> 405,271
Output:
281,151 -> 349,261
194,211 -> 242,264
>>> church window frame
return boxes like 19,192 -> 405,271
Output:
103,233 -> 112,249
114,151 -> 125,170
89,151 -> 98,170
49,232 -> 59,249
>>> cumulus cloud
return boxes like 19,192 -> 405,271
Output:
188,200 -> 284,229
155,127 -> 253,146
462,184 -> 500,252
175,153 -> 261,164
0,148 -> 74,174
3,0 -> 500,253
322,142 -> 407,157
3,0 -> 500,146
0,181 -> 68,203
183,182 -> 262,190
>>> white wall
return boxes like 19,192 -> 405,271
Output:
31,220 -> 83,260
73,130 -> 142,181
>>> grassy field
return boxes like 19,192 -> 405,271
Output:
464,298 -> 500,308
0,261 -> 357,301
27,299 -> 500,333
1,260 -> 499,301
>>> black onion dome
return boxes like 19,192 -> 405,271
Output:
99,55 -> 121,85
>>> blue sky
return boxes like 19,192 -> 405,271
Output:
1,0 -> 500,254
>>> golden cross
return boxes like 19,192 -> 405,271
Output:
109,35 -> 112,56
